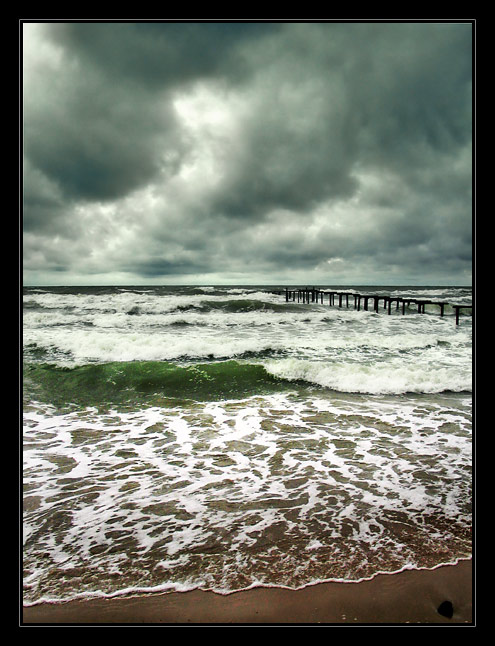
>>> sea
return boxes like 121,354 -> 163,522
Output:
22,284 -> 473,606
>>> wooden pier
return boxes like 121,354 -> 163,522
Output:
284,288 -> 472,325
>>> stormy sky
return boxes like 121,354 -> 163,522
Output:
22,21 -> 473,286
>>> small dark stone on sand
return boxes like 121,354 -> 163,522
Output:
437,600 -> 454,618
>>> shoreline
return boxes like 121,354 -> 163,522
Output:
22,559 -> 473,625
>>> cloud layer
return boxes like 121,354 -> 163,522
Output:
23,21 -> 473,285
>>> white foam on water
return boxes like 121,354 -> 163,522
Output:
23,287 -> 472,602
23,304 -> 472,386
23,388 -> 472,603
263,356 -> 471,394
24,286 -> 471,365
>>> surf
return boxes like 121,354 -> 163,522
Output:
23,360 -> 297,409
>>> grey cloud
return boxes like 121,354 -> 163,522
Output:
24,59 -> 185,204
204,23 -> 471,221
348,24 -> 472,166
23,160 -> 65,232
44,22 -> 281,90
24,22 -> 279,209
23,21 -> 473,285
210,104 -> 359,218
123,257 -> 210,277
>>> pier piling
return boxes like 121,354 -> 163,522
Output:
282,288 -> 471,325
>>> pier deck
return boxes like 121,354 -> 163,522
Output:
284,288 -> 472,325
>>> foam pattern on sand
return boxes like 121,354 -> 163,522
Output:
23,390 -> 471,602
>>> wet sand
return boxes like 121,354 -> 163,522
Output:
22,559 -> 473,625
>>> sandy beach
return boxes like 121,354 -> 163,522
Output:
22,559 -> 472,625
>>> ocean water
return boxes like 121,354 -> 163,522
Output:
22,285 -> 472,605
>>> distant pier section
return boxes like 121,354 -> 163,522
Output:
284,288 -> 472,325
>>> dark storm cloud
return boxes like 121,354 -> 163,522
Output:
22,21 -> 473,284
124,256 -> 213,278
208,22 -> 472,219
24,22 -> 279,209
45,22 -> 280,90
24,34 -> 185,204
23,159 -> 65,232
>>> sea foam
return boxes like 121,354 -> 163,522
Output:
263,357 -> 471,394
